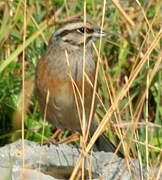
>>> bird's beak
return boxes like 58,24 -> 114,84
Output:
93,29 -> 107,38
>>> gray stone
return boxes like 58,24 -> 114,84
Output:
0,140 -> 157,179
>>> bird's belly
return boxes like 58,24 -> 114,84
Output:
47,82 -> 81,132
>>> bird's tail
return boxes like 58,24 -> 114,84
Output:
95,134 -> 123,158
91,119 -> 124,158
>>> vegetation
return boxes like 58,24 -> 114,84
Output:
0,0 -> 161,178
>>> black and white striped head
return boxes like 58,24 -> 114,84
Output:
52,19 -> 106,49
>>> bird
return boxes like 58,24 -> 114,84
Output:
35,18 -> 120,154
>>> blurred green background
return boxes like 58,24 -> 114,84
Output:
0,0 -> 161,166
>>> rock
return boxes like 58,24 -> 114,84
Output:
0,140 -> 154,179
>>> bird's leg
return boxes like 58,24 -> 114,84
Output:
58,132 -> 80,144
42,129 -> 62,145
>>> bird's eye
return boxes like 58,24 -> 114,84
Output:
77,27 -> 85,33
77,27 -> 94,34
